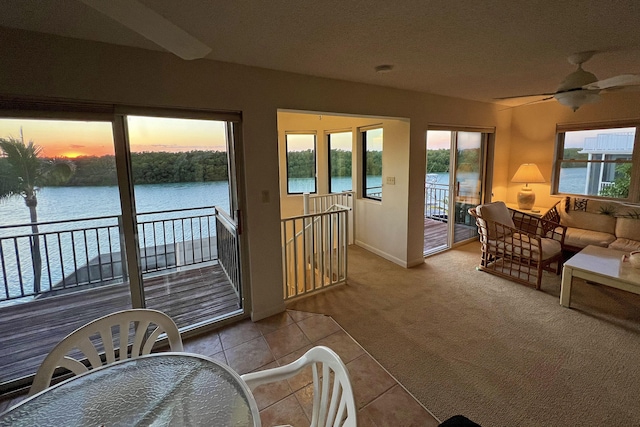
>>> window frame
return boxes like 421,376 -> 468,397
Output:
361,126 -> 383,201
552,121 -> 640,203
327,130 -> 353,194
285,132 -> 317,195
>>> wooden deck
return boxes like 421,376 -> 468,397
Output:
0,263 -> 239,388
424,217 -> 448,253
424,217 -> 478,254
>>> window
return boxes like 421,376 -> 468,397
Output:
286,133 -> 316,194
362,127 -> 383,200
554,124 -> 639,201
328,131 -> 352,193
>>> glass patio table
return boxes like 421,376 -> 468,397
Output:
0,352 -> 261,427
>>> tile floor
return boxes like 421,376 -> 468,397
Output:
0,309 -> 440,426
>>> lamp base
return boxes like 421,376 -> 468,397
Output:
517,187 -> 535,210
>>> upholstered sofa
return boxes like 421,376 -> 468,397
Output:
543,196 -> 640,253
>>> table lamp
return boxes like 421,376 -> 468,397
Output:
512,163 -> 545,210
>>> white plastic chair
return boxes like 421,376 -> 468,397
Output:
30,308 -> 183,395
241,346 -> 357,427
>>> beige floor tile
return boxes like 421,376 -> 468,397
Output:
209,350 -> 227,366
219,319 -> 262,350
276,344 -> 315,392
361,385 -> 440,427
255,311 -> 294,334
224,336 -> 274,375
259,394 -> 309,427
357,409 -> 380,427
315,330 -> 365,363
182,332 -> 222,356
347,354 -> 396,409
287,309 -> 321,322
297,314 -> 341,342
263,323 -> 311,359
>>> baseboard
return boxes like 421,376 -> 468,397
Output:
355,240 -> 408,268
251,303 -> 286,322
407,257 -> 426,268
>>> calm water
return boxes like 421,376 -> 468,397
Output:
426,168 -> 587,194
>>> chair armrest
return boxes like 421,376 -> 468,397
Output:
539,219 -> 566,245
541,201 -> 561,224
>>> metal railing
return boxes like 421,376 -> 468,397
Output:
281,207 -> 349,301
425,183 -> 449,222
0,206 -> 233,302
215,209 -> 241,300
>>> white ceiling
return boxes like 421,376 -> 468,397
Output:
1,0 -> 640,105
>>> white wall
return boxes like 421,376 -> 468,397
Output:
0,27 -> 508,319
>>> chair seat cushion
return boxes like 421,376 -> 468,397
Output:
564,227 -> 616,250
492,234 -> 561,261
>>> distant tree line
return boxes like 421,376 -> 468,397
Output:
561,148 -> 589,167
426,148 -> 482,173
287,149 -> 382,178
60,151 -> 229,186
330,149 -> 352,177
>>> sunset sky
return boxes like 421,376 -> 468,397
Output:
0,116 -> 227,158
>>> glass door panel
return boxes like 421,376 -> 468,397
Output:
453,132 -> 482,244
0,118 -> 129,385
424,131 -> 451,254
125,116 -> 241,329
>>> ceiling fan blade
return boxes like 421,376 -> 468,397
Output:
583,74 -> 640,90
79,0 -> 211,60
497,96 -> 555,111
494,92 -> 556,100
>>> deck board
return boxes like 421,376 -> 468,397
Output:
424,217 -> 478,254
0,263 -> 239,387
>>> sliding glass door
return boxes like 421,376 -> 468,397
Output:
0,106 -> 245,388
125,115 -> 241,330
424,130 -> 488,255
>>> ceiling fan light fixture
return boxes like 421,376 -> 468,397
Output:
554,90 -> 601,111
556,66 -> 598,92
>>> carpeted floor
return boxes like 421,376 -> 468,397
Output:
288,242 -> 640,426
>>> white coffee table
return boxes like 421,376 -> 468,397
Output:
560,245 -> 640,307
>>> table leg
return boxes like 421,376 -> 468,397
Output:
560,265 -> 573,307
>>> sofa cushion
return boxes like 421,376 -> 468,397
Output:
609,238 -> 640,252
558,197 -> 618,234
476,202 -> 515,239
564,227 -> 616,249
614,205 -> 640,241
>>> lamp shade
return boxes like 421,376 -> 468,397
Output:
511,163 -> 545,184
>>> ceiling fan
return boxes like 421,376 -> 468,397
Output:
496,51 -> 640,111
79,0 -> 211,60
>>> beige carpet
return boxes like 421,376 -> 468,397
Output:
288,242 -> 640,426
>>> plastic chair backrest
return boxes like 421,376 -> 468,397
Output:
241,345 -> 356,427
30,309 -> 183,395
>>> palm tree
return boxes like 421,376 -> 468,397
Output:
0,133 -> 74,294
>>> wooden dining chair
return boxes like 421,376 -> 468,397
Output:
30,308 -> 183,395
241,345 -> 357,427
